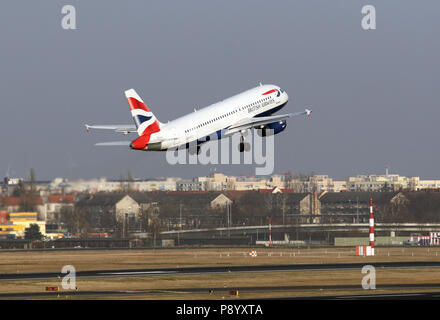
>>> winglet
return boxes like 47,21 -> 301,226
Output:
305,109 -> 312,118
85,124 -> 90,132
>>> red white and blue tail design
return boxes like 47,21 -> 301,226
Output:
125,89 -> 161,137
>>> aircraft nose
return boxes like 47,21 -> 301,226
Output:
129,143 -> 134,149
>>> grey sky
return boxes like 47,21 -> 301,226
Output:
0,1 -> 439,180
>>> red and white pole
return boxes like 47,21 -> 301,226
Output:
269,217 -> 272,247
369,199 -> 375,256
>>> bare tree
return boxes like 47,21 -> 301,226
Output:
119,171 -> 135,193
29,168 -> 36,196
283,171 -> 294,189
149,217 -> 161,246
60,207 -> 91,235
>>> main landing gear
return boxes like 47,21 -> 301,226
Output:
238,132 -> 251,153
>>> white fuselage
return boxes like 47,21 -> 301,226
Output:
150,84 -> 289,149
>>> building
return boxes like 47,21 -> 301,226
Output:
0,196 -> 46,220
0,212 -> 46,239
210,194 -> 233,209
12,171 -> 440,196
284,193 -> 313,223
49,177 -> 181,193
44,194 -> 75,223
176,180 -> 204,191
259,187 -> 294,194
409,177 -> 440,191
0,211 -> 7,225
75,193 -> 160,235
318,191 -> 405,223
345,174 -> 440,192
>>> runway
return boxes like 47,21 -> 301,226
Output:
2,260 -> 440,281
276,291 -> 440,300
1,283 -> 440,299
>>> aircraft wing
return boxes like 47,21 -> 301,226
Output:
85,124 -> 137,134
225,109 -> 311,135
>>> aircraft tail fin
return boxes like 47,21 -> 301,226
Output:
125,89 -> 162,136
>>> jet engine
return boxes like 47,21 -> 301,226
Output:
258,120 -> 287,136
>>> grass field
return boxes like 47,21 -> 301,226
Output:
1,267 -> 440,299
1,247 -> 439,299
1,247 -> 440,274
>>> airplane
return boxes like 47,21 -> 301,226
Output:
85,84 -> 311,154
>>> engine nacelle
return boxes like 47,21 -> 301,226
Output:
258,120 -> 287,136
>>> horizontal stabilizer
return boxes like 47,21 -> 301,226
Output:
94,141 -> 131,146
85,124 -> 137,134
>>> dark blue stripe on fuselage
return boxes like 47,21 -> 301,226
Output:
255,102 -> 287,117
183,102 -> 287,146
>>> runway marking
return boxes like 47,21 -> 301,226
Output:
99,271 -> 177,275
333,292 -> 425,299
154,290 -> 191,294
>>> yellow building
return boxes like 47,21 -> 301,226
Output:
0,212 -> 46,238
9,212 -> 38,222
